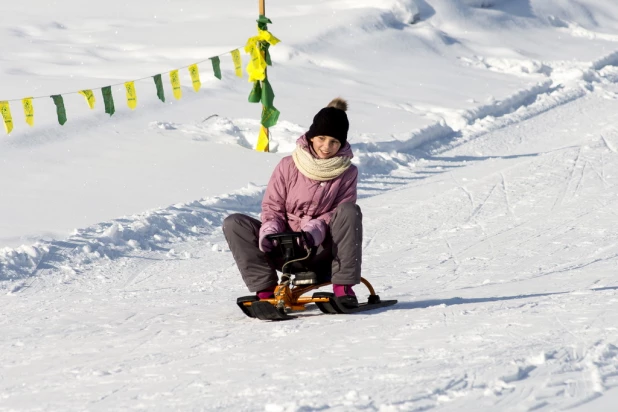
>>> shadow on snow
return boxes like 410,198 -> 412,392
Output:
393,286 -> 618,310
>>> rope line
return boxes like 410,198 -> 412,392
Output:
3,47 -> 242,103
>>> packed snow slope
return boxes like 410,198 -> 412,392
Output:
3,0 -> 618,247
2,0 -> 618,411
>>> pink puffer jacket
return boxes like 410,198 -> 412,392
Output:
259,135 -> 358,248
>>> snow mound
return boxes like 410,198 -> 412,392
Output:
0,184 -> 265,287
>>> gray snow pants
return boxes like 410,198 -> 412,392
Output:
222,202 -> 363,292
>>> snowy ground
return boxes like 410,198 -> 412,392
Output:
2,1 -> 618,411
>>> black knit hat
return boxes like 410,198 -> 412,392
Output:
306,98 -> 349,146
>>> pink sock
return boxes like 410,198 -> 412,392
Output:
333,284 -> 356,297
257,286 -> 276,299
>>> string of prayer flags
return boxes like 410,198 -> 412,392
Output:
1,101 -> 13,134
101,86 -> 115,116
22,98 -> 34,127
78,90 -> 96,109
125,81 -> 137,110
231,49 -> 243,78
188,64 -> 201,92
153,74 -> 165,102
211,57 -> 222,80
0,45 -> 274,134
50,95 -> 67,125
170,70 -> 182,100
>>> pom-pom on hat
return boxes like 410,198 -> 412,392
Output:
306,97 -> 349,146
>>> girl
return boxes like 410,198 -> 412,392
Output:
223,98 -> 362,308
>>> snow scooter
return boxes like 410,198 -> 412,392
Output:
237,232 -> 397,321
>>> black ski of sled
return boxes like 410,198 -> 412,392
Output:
236,295 -> 258,318
313,292 -> 398,314
237,296 -> 295,321
237,294 -> 397,320
251,301 -> 295,320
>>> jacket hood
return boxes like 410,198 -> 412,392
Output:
297,134 -> 354,159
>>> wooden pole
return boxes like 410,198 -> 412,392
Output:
257,0 -> 270,152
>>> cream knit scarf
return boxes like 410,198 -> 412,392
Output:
292,144 -> 352,181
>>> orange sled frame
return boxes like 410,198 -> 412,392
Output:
237,232 -> 397,321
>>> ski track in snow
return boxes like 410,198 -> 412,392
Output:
2,88 -> 618,411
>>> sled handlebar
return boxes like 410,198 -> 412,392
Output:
265,232 -> 313,273
266,231 -> 312,246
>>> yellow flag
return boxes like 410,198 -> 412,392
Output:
231,49 -> 243,78
245,40 -> 267,83
124,82 -> 137,110
0,101 -> 13,134
244,28 -> 281,83
257,29 -> 281,47
170,70 -> 182,100
256,125 -> 269,152
188,64 -> 201,92
78,90 -> 96,109
22,98 -> 34,127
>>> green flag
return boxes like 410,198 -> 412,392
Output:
248,81 -> 262,103
261,105 -> 280,129
50,95 -> 67,125
261,78 -> 275,108
257,15 -> 272,30
153,74 -> 165,102
101,86 -> 115,116
210,56 -> 222,80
